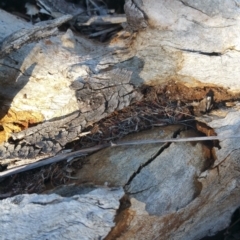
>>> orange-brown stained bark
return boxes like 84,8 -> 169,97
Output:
0,109 -> 44,143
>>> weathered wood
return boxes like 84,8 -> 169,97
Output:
0,66 -> 141,161
0,11 -> 141,161
0,1 -> 240,239
0,186 -> 124,240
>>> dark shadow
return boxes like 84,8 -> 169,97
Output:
200,207 -> 240,239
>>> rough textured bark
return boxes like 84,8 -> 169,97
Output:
0,186 -> 124,240
0,1 -> 240,239
0,65 -> 140,161
2,0 -> 240,162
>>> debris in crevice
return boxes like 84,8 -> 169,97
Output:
0,84 -> 193,196
147,80 -> 240,103
0,83 -> 231,199
0,156 -> 88,199
66,85 -> 193,152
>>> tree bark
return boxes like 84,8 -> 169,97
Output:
0,9 -> 141,163
0,1 -> 240,239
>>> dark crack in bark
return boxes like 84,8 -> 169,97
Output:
178,0 -> 211,16
175,48 -> 222,56
124,127 -> 183,188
